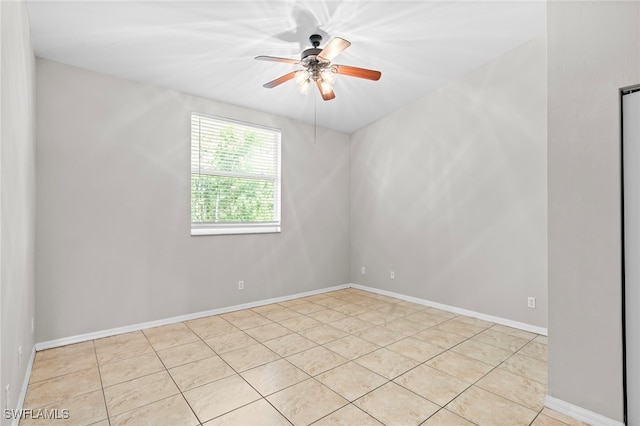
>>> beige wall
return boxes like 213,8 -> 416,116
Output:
0,0 -> 36,420
35,59 -> 351,342
547,1 -> 640,422
350,36 -> 548,328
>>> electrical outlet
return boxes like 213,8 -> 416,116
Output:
361,266 -> 366,275
390,270 -> 395,279
238,280 -> 244,290
31,317 -> 34,334
528,297 -> 536,309
18,346 -> 22,369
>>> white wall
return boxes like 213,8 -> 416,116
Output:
36,59 -> 351,342
350,36 -> 547,328
547,1 -> 640,422
0,0 -> 36,421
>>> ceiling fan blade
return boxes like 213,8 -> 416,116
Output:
263,72 -> 297,88
255,55 -> 300,65
317,80 -> 336,101
317,37 -> 351,61
334,65 -> 381,81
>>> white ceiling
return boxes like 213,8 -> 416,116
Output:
26,1 -> 546,134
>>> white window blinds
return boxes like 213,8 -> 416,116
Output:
190,112 -> 281,235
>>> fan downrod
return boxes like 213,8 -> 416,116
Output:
309,34 -> 322,48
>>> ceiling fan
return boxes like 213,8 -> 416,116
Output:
255,34 -> 382,101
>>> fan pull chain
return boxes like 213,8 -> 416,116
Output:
314,93 -> 317,145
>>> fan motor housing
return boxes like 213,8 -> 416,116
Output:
301,47 -> 323,61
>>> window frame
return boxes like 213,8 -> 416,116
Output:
190,112 -> 282,236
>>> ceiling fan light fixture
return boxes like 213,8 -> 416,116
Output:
256,34 -> 381,101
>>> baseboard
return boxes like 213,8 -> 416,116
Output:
35,284 -> 350,351
11,346 -> 36,426
544,395 -> 625,426
350,283 -> 548,336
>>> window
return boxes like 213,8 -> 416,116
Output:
190,112 -> 281,235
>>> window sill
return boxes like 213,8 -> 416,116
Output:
191,226 -> 281,236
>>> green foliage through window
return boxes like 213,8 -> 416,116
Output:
191,113 -> 281,228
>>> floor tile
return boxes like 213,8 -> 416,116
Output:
539,408 -> 588,425
205,331 -> 258,354
412,328 -> 468,349
34,341 -> 95,363
103,370 -> 179,416
142,323 -> 199,351
422,408 -> 475,425
307,309 -> 349,324
356,311 -> 392,326
219,344 -> 280,372
354,348 -> 419,380
241,359 -> 310,396
394,364 -> 469,406
328,317 -> 372,334
20,390 -> 107,426
354,381 -> 439,426
261,307 -> 300,322
446,386 -> 537,426
375,304 -> 418,319
169,355 -> 235,391
404,311 -> 447,327
244,323 -> 292,342
356,326 -> 405,346
299,324 -> 348,345
94,332 -> 154,365
203,399 -> 291,425
30,343 -> 97,383
324,336 -> 379,360
24,289 -> 550,426
24,367 -> 102,408
267,379 -> 348,426
534,335 -> 549,345
331,303 -> 370,316
490,324 -> 537,340
287,346 -> 348,376
433,319 -> 488,338
501,353 -> 547,384
426,351 -> 493,383
224,313 -> 273,330
450,339 -> 513,365
290,301 -> 326,315
185,316 -> 238,339
279,315 -> 323,332
109,394 -> 198,426
156,340 -> 215,368
312,404 -> 383,426
519,340 -> 548,361
386,337 -> 444,362
99,352 -> 164,387
184,374 -> 262,423
473,328 -> 530,352
476,368 -> 546,411
427,308 -> 457,319
263,333 -> 318,357
384,318 -> 430,336
316,362 -> 387,401
531,413 -> 569,426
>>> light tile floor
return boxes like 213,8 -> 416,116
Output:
22,288 -> 586,426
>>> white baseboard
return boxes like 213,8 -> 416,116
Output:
350,283 -> 548,336
12,346 -> 36,426
35,284 -> 349,351
36,282 -> 547,351
544,395 -> 625,426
